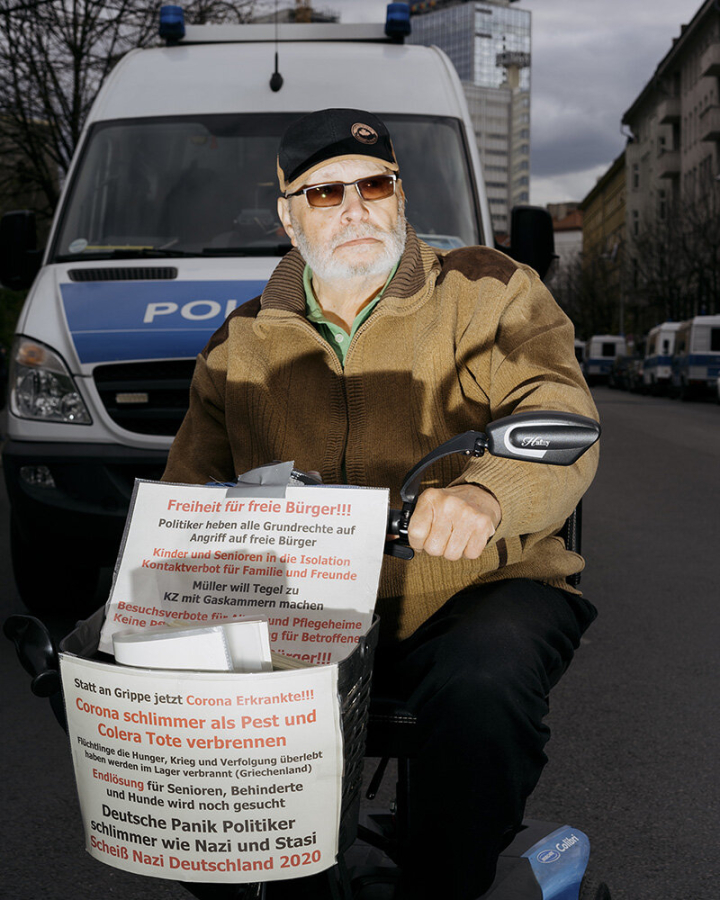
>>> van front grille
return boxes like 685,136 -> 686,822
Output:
69,267 -> 178,282
93,360 -> 195,436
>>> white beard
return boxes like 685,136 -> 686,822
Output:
290,202 -> 407,282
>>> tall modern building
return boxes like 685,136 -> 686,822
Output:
409,0 -> 531,235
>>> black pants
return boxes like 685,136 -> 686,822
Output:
371,579 -> 598,900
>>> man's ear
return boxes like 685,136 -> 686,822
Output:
277,197 -> 298,246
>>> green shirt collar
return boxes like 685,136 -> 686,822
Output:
303,263 -> 398,365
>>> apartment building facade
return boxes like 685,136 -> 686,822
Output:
578,152 -> 627,336
409,0 -> 531,236
621,0 -> 720,319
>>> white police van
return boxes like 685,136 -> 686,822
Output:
642,321 -> 681,393
670,314 -> 720,399
583,334 -> 627,385
0,5 -> 554,613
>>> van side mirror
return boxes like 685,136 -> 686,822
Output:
505,205 -> 556,281
0,211 -> 42,290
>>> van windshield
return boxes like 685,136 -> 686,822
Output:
52,113 -> 481,261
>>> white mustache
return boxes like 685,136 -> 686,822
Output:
329,225 -> 386,251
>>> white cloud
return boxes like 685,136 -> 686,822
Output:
530,163 -> 610,207
523,0 -> 704,199
335,0 -> 707,203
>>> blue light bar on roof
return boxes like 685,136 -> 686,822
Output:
386,3 -> 411,39
159,5 -> 185,43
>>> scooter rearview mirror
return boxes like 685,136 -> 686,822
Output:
484,411 -> 600,466
387,410 -> 600,559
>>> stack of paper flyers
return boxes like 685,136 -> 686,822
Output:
112,617 -> 274,673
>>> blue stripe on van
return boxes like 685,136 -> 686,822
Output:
677,353 -> 720,365
60,280 -> 266,364
585,358 -> 613,373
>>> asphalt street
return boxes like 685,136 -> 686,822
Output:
1,386 -> 718,900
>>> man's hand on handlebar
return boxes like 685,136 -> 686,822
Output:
407,485 -> 501,561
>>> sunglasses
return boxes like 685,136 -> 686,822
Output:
286,173 -> 397,208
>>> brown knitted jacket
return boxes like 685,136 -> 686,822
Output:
163,226 -> 599,642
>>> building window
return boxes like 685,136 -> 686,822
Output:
632,163 -> 639,190
632,209 -> 639,236
700,154 -> 713,186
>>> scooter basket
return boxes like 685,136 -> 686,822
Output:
59,608 -> 380,857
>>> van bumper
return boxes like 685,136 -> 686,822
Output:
2,440 -> 169,564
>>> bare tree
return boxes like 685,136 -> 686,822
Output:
0,0 -> 261,221
551,248 -> 632,340
629,213 -> 687,327
629,177 -> 720,329
677,178 -> 720,317
548,254 -> 586,335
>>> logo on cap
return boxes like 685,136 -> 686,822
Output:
351,122 -> 379,145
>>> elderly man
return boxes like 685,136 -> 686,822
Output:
164,108 -> 599,900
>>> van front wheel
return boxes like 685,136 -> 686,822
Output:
10,516 -> 101,616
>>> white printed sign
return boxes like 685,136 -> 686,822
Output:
99,482 -> 389,662
60,654 -> 343,882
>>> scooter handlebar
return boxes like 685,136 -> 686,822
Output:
384,411 -> 600,559
4,615 -> 61,698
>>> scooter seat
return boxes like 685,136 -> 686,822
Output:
365,696 -> 418,758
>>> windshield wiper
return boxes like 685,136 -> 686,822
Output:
200,245 -> 292,257
55,248 -> 194,262
56,245 -> 292,262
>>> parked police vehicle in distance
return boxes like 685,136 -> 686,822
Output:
0,4 -> 555,615
670,314 -> 720,400
574,339 -> 585,365
642,321 -> 681,394
583,334 -> 627,385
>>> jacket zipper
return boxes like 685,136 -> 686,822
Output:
268,315 -> 349,484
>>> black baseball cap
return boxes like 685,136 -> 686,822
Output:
277,108 -> 399,194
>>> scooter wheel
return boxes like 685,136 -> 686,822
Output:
579,873 -> 611,900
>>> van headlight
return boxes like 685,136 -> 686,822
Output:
10,337 -> 92,424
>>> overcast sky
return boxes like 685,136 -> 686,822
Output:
335,0 -> 706,206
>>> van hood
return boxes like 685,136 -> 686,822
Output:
57,269 -> 272,367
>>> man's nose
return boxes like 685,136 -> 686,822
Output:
340,185 -> 370,222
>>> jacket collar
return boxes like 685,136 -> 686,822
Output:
259,223 -> 441,314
